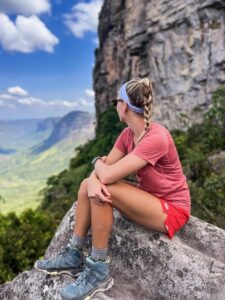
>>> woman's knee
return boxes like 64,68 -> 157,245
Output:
78,178 -> 89,196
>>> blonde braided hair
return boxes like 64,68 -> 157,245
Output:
126,77 -> 153,143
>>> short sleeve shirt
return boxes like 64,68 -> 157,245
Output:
114,122 -> 191,213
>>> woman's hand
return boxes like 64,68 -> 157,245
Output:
87,176 -> 112,205
101,155 -> 107,162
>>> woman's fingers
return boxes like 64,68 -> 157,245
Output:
101,184 -> 111,197
88,192 -> 112,204
91,197 -> 103,206
93,192 -> 112,204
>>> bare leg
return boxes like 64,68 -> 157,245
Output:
73,178 -> 91,237
106,181 -> 167,232
90,201 -> 113,249
90,180 -> 167,249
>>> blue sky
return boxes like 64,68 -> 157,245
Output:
0,0 -> 103,120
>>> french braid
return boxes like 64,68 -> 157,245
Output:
126,77 -> 153,143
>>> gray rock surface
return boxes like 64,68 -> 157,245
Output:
94,0 -> 225,129
1,204 -> 225,300
208,151 -> 225,175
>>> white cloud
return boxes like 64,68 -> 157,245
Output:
7,86 -> 28,97
47,100 -> 78,108
0,86 -> 95,120
0,98 -> 15,108
63,0 -> 103,38
61,101 -> 78,108
0,0 -> 50,15
85,89 -> 95,97
0,93 -> 18,100
17,97 -> 46,105
78,98 -> 94,107
0,13 -> 59,53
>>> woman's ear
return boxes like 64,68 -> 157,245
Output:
123,102 -> 129,112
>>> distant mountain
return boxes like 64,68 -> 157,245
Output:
32,111 -> 95,154
0,147 -> 16,155
0,118 -> 58,151
0,110 -> 95,214
36,117 -> 60,133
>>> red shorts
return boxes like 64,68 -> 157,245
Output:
160,199 -> 190,239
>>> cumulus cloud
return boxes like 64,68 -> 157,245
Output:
0,86 -> 95,119
0,13 -> 59,53
0,0 -> 50,15
64,0 -> 103,38
0,93 -> 18,100
85,89 -> 95,97
47,100 -> 78,108
78,98 -> 94,107
17,97 -> 46,105
7,86 -> 29,97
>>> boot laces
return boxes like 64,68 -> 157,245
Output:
73,261 -> 94,286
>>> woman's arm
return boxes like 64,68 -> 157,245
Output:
88,147 -> 126,203
89,146 -> 125,181
94,153 -> 148,185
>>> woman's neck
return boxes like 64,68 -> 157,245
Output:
126,118 -> 149,145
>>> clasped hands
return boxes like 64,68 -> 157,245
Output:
88,156 -> 112,206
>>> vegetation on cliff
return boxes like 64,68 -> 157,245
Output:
0,87 -> 225,284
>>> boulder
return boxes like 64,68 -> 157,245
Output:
208,151 -> 225,175
0,204 -> 225,300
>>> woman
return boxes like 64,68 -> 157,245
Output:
35,78 -> 191,300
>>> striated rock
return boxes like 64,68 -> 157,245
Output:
1,204 -> 225,300
94,0 -> 225,129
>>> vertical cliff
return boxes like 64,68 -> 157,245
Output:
94,0 -> 225,129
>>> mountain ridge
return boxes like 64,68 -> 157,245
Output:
31,110 -> 95,154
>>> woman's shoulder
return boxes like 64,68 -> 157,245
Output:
148,122 -> 170,136
120,126 -> 133,136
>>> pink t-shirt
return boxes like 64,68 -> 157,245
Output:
114,122 -> 191,214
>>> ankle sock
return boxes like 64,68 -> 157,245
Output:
71,235 -> 87,251
91,245 -> 108,261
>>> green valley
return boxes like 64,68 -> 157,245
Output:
0,125 -> 95,214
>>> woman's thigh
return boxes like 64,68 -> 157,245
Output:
105,180 -> 167,233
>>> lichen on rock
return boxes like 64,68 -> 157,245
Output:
0,204 -> 225,300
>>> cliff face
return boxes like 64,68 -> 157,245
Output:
1,206 -> 225,299
94,0 -> 225,129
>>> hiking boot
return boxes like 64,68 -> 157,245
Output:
34,244 -> 84,276
59,256 -> 114,300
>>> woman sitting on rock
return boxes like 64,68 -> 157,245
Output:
35,77 -> 191,300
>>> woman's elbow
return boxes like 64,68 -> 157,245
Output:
100,174 -> 115,185
100,176 -> 111,185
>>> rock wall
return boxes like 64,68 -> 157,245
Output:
94,0 -> 225,129
1,204 -> 225,299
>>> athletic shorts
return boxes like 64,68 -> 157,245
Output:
160,199 -> 190,239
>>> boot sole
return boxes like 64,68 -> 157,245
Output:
34,262 -> 82,277
60,276 -> 114,300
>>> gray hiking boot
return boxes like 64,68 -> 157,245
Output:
59,256 -> 114,300
34,244 -> 84,276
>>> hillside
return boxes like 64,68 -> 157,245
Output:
32,111 -> 93,154
0,111 -> 95,214
0,118 -> 56,152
